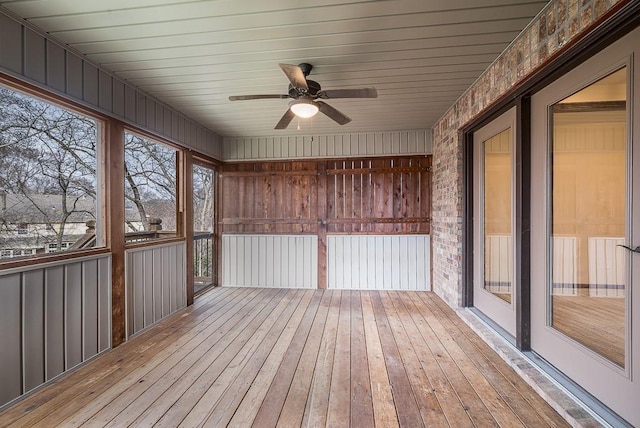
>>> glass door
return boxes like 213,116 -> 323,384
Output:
192,162 -> 216,295
473,107 -> 517,336
531,27 -> 639,426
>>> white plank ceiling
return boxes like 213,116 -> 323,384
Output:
0,0 -> 548,137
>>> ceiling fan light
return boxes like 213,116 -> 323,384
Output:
289,100 -> 319,118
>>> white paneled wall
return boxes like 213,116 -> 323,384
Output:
552,236 -> 578,295
0,11 -> 223,159
223,130 -> 432,161
0,254 -> 111,408
484,235 -> 512,294
125,242 -> 187,337
222,234 -> 317,288
588,237 -> 626,297
327,235 -> 430,290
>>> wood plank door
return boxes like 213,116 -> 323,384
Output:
530,27 -> 640,426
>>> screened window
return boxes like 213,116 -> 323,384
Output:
124,131 -> 178,242
0,84 -> 102,260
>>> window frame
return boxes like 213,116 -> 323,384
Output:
123,127 -> 185,249
0,76 -> 109,269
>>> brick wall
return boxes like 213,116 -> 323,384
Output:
431,0 -> 627,307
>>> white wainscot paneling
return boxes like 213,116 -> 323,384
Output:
327,234 -> 430,291
588,237 -> 626,298
484,235 -> 512,294
552,236 -> 578,296
222,234 -> 317,289
0,254 -> 111,408
223,130 -> 432,161
126,241 -> 187,337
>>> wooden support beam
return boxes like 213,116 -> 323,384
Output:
105,121 -> 126,347
183,151 -> 194,305
317,162 -> 327,289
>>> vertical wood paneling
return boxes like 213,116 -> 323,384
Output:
327,235 -> 430,291
552,236 -> 577,295
83,62 -> 99,105
588,237 -> 626,297
161,246 -> 171,317
0,11 -> 222,159
485,235 -> 513,291
65,262 -> 82,369
0,273 -> 21,406
125,241 -> 187,337
223,130 -> 432,161
82,259 -> 99,360
0,13 -> 22,73
45,266 -> 65,380
326,156 -> 431,234
98,70 -> 113,112
136,91 -> 146,126
143,249 -> 154,327
146,97 -> 156,129
0,255 -> 111,408
23,270 -> 45,392
23,29 -> 45,83
222,234 -> 317,288
65,53 -> 83,99
112,79 -> 125,117
97,257 -> 111,353
46,41 -> 65,92
124,85 -> 136,122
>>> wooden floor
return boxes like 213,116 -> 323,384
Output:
0,287 -> 569,427
553,291 -> 625,367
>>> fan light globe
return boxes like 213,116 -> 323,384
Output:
289,100 -> 319,118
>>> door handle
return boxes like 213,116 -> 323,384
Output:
617,244 -> 640,254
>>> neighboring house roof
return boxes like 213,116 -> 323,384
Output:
1,192 -> 174,226
1,192 -> 96,224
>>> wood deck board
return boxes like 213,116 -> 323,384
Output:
424,292 -> 569,428
135,288 -> 296,426
301,289 -> 341,427
326,289 -> 352,427
62,288 -> 271,427
276,289 -> 332,427
394,291 -> 474,427
0,288 -> 569,428
406,291 -> 525,428
227,289 -> 316,427
251,289 -> 324,427
201,290 -> 305,427
385,291 -> 456,427
2,286 -> 243,428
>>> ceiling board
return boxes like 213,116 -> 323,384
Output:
0,0 -> 548,137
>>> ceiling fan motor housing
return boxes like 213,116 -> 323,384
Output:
288,79 -> 322,97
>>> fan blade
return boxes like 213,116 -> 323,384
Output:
279,63 -> 308,90
275,109 -> 296,130
229,94 -> 289,101
316,101 -> 351,125
317,88 -> 377,99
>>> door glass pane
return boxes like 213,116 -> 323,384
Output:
550,68 -> 627,367
484,128 -> 513,303
193,164 -> 215,294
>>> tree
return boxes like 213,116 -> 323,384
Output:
0,87 -> 98,253
124,132 -> 177,233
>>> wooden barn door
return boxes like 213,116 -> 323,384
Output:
219,156 -> 432,290
322,157 -> 431,290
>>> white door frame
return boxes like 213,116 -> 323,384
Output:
473,107 -> 517,336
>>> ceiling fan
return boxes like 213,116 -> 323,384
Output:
228,63 -> 378,130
